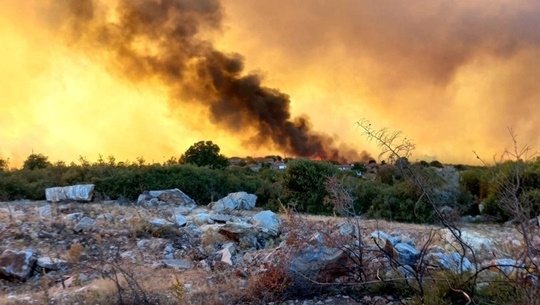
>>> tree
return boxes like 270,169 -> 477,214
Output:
23,153 -> 51,170
0,156 -> 8,172
180,141 -> 229,169
282,159 -> 338,214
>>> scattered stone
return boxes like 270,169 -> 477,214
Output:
0,249 -> 36,282
150,218 -> 174,227
45,184 -> 94,202
35,204 -> 52,218
73,217 -> 96,233
210,213 -> 231,223
137,240 -> 149,249
173,214 -> 188,227
192,213 -> 214,226
66,212 -> 83,221
219,243 -> 236,266
36,257 -> 67,271
163,259 -> 193,270
96,213 -> 114,222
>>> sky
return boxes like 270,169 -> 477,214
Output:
1,0 -> 540,167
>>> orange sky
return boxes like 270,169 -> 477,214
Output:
1,0 -> 540,167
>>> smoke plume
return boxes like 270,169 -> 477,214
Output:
44,0 -> 367,163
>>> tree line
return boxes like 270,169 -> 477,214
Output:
1,140 -> 540,223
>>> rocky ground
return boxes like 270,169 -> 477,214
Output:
0,190 -> 534,305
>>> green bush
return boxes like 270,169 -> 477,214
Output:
282,159 -> 338,214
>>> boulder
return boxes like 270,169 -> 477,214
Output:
394,243 -> 421,266
252,210 -> 281,236
74,217 -> 96,232
289,246 -> 351,283
0,249 -> 36,282
146,188 -> 197,206
211,192 -> 257,213
425,252 -> 473,273
45,184 -> 94,202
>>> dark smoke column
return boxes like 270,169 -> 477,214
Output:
55,0 -> 369,162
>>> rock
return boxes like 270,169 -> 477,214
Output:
36,257 -> 67,271
120,251 -> 135,262
73,217 -> 96,232
289,246 -> 351,283
394,243 -> 421,266
339,222 -> 360,237
192,213 -> 214,226
210,213 -> 231,223
35,205 -> 52,218
444,229 -> 493,254
96,213 -> 114,222
370,230 -> 399,247
150,218 -> 174,227
211,192 -> 257,213
45,184 -> 94,202
66,212 -> 84,221
425,252 -> 473,273
252,210 -> 281,236
173,206 -> 196,216
219,243 -> 236,266
137,240 -> 149,249
486,258 -> 524,275
173,214 -> 188,227
136,194 -> 148,205
0,249 -> 36,282
163,259 -> 193,270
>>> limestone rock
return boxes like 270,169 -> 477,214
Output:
211,192 -> 257,213
252,210 -> 281,236
137,189 -> 197,206
45,184 -> 94,202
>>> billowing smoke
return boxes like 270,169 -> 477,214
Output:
45,0 -> 369,163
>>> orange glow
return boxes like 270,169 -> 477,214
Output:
2,0 -> 540,167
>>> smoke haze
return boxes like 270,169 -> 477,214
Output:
1,0 -> 540,166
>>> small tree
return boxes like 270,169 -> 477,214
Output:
23,153 -> 51,170
180,141 -> 229,169
282,159 -> 338,214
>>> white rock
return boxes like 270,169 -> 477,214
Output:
45,184 -> 94,202
252,210 -> 281,236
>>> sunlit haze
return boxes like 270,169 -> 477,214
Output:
2,0 -> 540,167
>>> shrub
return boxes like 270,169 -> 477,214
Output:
282,159 -> 338,214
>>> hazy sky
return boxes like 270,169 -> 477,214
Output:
2,0 -> 539,167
